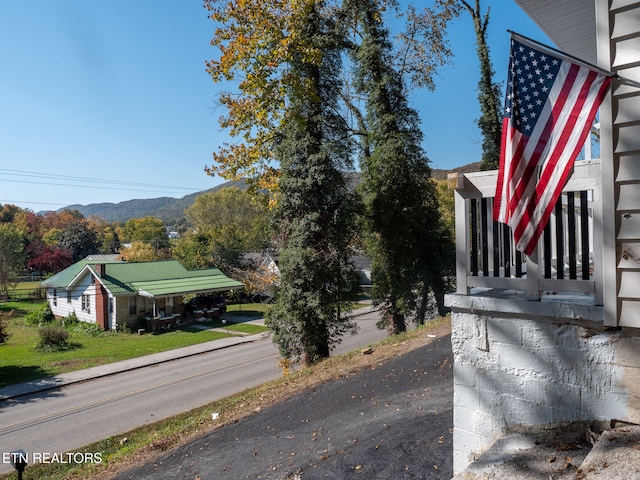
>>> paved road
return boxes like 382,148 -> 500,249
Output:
0,311 -> 386,474
115,334 -> 454,479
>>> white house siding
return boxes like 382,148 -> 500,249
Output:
597,0 -> 640,326
47,277 -> 97,325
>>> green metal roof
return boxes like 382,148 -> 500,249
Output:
42,259 -> 243,298
41,259 -> 124,288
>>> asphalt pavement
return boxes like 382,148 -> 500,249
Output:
113,335 -> 454,480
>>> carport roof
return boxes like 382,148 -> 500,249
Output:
136,275 -> 244,298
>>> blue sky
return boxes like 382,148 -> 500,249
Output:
0,1 -> 547,212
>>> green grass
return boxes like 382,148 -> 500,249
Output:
7,280 -> 46,300
0,301 -> 268,388
197,318 -> 267,335
225,302 -> 270,316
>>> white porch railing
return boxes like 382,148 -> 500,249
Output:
449,159 -> 603,303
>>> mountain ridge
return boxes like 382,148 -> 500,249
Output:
61,163 -> 481,224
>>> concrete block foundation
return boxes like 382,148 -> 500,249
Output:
446,291 -> 640,475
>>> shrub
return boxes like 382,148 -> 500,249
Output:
71,321 -> 107,337
24,304 -> 55,326
62,311 -> 79,326
0,318 -> 10,344
118,322 -> 133,334
35,325 -> 70,351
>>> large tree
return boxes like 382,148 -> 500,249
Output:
122,216 -> 169,251
205,0 -> 455,344
186,187 -> 271,249
264,1 -> 361,366
0,224 -> 25,296
57,221 -> 100,263
348,0 -> 444,333
26,241 -> 72,275
173,187 -> 272,272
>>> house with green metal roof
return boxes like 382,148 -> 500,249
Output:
41,258 -> 244,330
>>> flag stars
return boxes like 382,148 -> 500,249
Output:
505,40 -> 564,134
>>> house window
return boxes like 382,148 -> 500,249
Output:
67,291 -> 72,304
53,289 -> 57,307
109,298 -> 114,313
82,294 -> 90,313
129,297 -> 136,315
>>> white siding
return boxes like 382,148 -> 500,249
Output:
598,0 -> 640,326
46,272 -> 98,325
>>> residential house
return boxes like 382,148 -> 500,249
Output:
41,258 -> 243,331
446,0 -> 640,474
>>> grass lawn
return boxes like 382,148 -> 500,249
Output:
8,280 -> 46,300
0,300 -> 268,388
225,302 -> 270,317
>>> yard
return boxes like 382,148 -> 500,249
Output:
0,300 -> 269,388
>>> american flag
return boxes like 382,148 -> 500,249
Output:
493,35 -> 611,255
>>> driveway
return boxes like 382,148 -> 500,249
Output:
114,334 -> 454,479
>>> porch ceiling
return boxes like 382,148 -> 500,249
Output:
514,0 -> 597,64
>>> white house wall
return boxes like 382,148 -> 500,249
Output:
597,0 -> 640,327
47,275 -> 97,325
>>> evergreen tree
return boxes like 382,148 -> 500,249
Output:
348,0 -> 445,333
265,1 -> 360,366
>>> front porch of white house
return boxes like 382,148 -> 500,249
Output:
129,278 -> 234,331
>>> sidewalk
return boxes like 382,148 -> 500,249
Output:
0,306 -> 375,402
